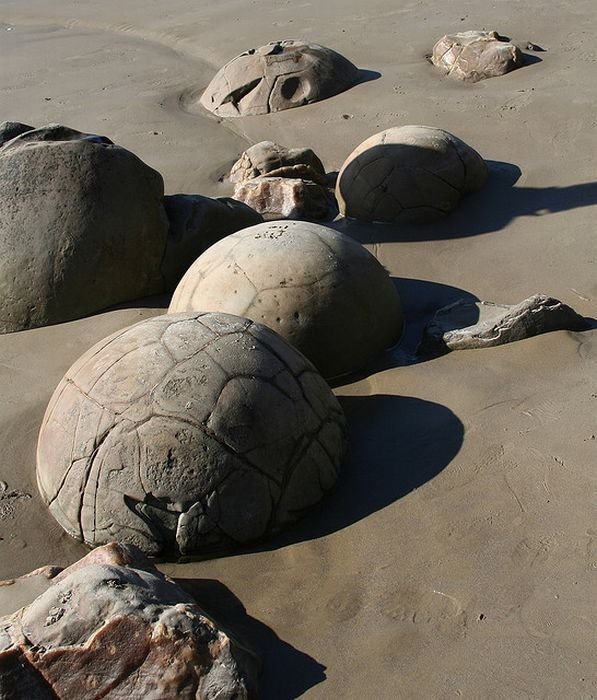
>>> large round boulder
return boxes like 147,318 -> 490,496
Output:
200,40 -> 359,117
169,221 -> 403,378
0,124 -> 169,333
336,125 -> 488,223
37,312 -> 345,557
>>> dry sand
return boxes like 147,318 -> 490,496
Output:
1,0 -> 596,697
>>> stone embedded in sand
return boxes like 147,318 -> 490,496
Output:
233,176 -> 329,219
431,30 -> 523,82
0,543 -> 258,699
419,294 -> 590,355
169,221 -> 403,378
230,141 -> 327,185
336,125 -> 487,224
0,124 -> 169,333
36,311 -> 345,556
0,120 -> 34,146
200,40 -> 359,117
162,194 -> 263,288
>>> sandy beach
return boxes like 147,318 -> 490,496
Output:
1,0 -> 596,697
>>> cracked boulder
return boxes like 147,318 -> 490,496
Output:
0,543 -> 259,699
233,176 -> 330,219
336,125 -> 487,223
169,221 -> 403,378
230,141 -> 327,185
431,30 -> 523,82
36,312 -> 346,556
0,124 -> 169,333
200,40 -> 359,117
418,294 -> 590,355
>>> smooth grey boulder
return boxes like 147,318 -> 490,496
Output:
162,194 -> 263,288
0,543 -> 258,699
0,121 -> 34,146
37,312 -> 345,556
230,141 -> 327,185
432,30 -> 523,82
233,176 -> 330,219
419,294 -> 590,355
169,221 -> 403,378
200,40 -> 359,117
336,125 -> 487,223
0,124 -> 169,333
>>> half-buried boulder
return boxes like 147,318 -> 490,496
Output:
230,141 -> 327,185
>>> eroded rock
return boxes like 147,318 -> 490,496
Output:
431,30 -> 523,82
336,125 -> 487,223
200,40 -> 359,117
0,120 -> 34,146
233,176 -> 330,219
230,141 -> 326,185
169,221 -> 403,378
0,543 -> 258,699
419,294 -> 590,354
37,312 -> 345,556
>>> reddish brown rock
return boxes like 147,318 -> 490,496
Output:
233,176 -> 329,219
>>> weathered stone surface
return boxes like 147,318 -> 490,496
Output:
0,124 -> 169,333
162,194 -> 263,288
230,141 -> 326,185
432,30 -> 523,82
37,312 -> 345,556
169,221 -> 403,378
233,177 -> 330,219
0,121 -> 34,146
200,40 -> 359,117
419,294 -> 590,354
336,125 -> 487,223
0,543 -> 259,699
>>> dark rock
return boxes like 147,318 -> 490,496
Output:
0,121 -> 35,147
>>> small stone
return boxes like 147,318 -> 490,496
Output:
233,176 -> 330,219
230,141 -> 326,185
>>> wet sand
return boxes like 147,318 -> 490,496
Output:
1,0 -> 596,697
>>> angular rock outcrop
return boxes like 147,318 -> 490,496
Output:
0,543 -> 259,699
200,40 -> 359,117
431,30 -> 523,82
0,120 -> 34,146
230,141 -> 326,185
233,176 -> 330,219
419,294 -> 590,354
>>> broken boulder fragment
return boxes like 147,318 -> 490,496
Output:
419,294 -> 590,355
230,141 -> 326,185
233,176 -> 330,219
431,30 -> 523,82
0,543 -> 259,699
0,120 -> 35,146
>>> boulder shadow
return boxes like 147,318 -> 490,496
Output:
173,576 -> 326,700
354,68 -> 382,85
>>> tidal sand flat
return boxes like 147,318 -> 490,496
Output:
1,0 -> 596,697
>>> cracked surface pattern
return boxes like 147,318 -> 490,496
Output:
336,125 -> 488,224
36,312 -> 346,557
432,30 -> 523,82
200,40 -> 359,117
230,141 -> 326,185
169,221 -> 403,378
0,543 -> 258,698
0,124 -> 169,334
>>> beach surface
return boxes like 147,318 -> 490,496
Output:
1,1 -> 596,697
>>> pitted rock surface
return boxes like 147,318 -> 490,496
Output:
162,194 -> 263,288
230,141 -> 326,185
432,30 -> 523,82
169,221 -> 403,378
37,312 -> 345,556
200,40 -> 359,117
233,177 -> 330,219
336,125 -> 487,223
0,543 -> 258,699
0,124 -> 169,333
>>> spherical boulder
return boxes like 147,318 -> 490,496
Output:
0,124 -> 169,333
169,221 -> 403,378
336,125 -> 488,224
37,311 -> 346,557
200,40 -> 359,117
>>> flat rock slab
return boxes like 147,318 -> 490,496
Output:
432,30 -> 523,82
419,294 -> 590,355
233,176 -> 330,219
0,543 -> 258,699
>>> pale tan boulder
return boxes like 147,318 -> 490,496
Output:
230,141 -> 326,185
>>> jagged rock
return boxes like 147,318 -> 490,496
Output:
336,125 -> 487,223
431,30 -> 523,82
230,141 -> 326,185
233,176 -> 330,219
200,40 -> 359,117
0,120 -> 34,146
0,124 -> 169,333
162,194 -> 263,288
37,312 -> 346,556
0,543 -> 259,699
169,221 -> 403,378
419,294 -> 590,354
